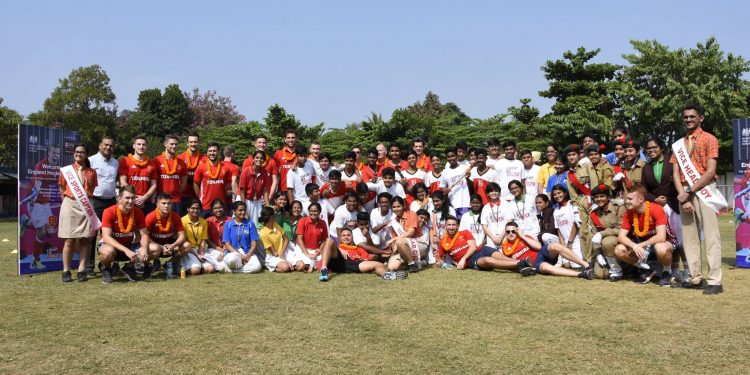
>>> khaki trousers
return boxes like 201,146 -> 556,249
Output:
679,193 -> 722,286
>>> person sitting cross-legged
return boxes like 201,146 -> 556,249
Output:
318,228 -> 407,282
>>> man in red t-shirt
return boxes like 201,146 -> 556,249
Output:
193,142 -> 232,214
155,134 -> 187,213
242,134 -> 279,196
146,193 -> 192,276
413,138 -> 433,172
98,185 -> 158,283
273,130 -> 299,194
436,217 -> 529,272
118,136 -> 158,213
615,183 -> 677,286
177,132 -> 207,213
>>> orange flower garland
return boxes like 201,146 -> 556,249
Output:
440,231 -> 460,251
116,207 -> 135,233
155,209 -> 172,232
416,155 -> 428,170
633,201 -> 652,237
281,148 -> 296,162
162,152 -> 177,175
261,153 -> 270,168
206,160 -> 222,179
128,154 -> 150,168
185,149 -> 202,169
502,238 -> 520,257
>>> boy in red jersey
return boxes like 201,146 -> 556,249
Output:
118,135 -> 158,213
98,186 -> 157,284
273,130 -> 299,195
317,228 -> 407,282
193,142 -> 232,216
614,184 -> 677,286
155,134 -> 187,214
146,193 -> 193,277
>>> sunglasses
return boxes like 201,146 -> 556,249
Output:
506,230 -> 516,234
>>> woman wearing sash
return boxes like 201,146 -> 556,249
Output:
57,144 -> 98,282
386,196 -> 428,273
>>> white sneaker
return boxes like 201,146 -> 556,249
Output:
596,254 -> 607,267
30,260 -> 46,270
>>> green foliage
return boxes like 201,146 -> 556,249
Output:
263,104 -> 325,151
619,38 -> 750,171
27,64 -> 117,150
0,98 -> 22,167
194,121 -> 263,161
126,84 -> 191,142
538,47 -> 621,145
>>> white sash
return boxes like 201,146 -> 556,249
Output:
61,165 -> 102,235
671,138 -> 727,213
388,218 -> 421,262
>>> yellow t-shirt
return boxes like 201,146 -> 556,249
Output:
181,215 -> 208,247
536,162 -> 556,190
260,222 -> 286,255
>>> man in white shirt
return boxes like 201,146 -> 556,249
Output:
495,140 -> 524,202
369,192 -> 394,247
286,145 -> 316,207
329,192 -> 363,239
520,149 -> 540,198
86,136 -> 118,276
366,167 -> 405,198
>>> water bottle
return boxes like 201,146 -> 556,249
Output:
180,266 -> 186,279
165,261 -> 174,279
134,253 -> 144,275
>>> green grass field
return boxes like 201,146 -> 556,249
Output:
1,215 -> 748,374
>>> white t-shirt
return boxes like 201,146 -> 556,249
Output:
410,198 -> 434,214
303,199 -> 335,218
340,169 -> 359,184
469,167 -> 498,200
522,164 -> 541,196
352,227 -> 380,247
330,205 -> 363,238
486,156 -> 503,169
443,164 -> 470,209
554,202 -> 580,244
400,169 -> 426,194
423,171 -> 447,193
370,208 -> 393,245
480,202 -> 511,248
367,180 -> 405,198
495,158 -> 524,201
507,196 -> 540,238
286,163 -> 315,204
459,210 -> 485,246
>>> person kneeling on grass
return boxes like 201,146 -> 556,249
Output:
146,193 -> 194,278
435,217 -> 532,273
318,228 -> 408,282
613,183 -> 677,286
258,207 -> 307,273
222,201 -> 262,273
182,198 -> 229,274
98,185 -> 158,284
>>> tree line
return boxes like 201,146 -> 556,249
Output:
1,37 -> 748,172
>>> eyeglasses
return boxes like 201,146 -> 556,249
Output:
506,230 -> 516,234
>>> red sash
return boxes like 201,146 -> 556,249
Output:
567,170 -> 591,195
590,210 -> 605,231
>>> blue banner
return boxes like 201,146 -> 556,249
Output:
18,125 -> 80,274
733,118 -> 750,268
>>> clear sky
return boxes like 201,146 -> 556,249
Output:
1,0 -> 748,129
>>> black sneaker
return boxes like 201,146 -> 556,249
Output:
152,259 -> 162,272
408,263 -> 420,273
636,269 -> 656,284
658,272 -> 671,287
578,267 -> 594,280
142,263 -> 153,280
102,268 -> 113,284
122,264 -> 138,282
516,258 -> 531,271
85,267 -> 95,277
703,284 -> 723,295
61,270 -> 72,283
608,274 -> 623,282
77,271 -> 88,282
520,267 -> 537,277
111,262 -> 121,276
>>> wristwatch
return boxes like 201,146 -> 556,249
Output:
685,186 -> 692,194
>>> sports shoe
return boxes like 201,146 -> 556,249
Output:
608,274 -> 623,282
152,259 -> 162,272
122,264 -> 138,282
142,263 -> 153,280
30,259 -> 46,270
520,267 -> 537,277
101,268 -> 113,284
77,271 -> 88,282
111,262 -> 121,276
382,271 -> 408,281
703,284 -> 723,295
319,267 -> 330,282
408,263 -> 421,273
85,267 -> 95,277
19,214 -> 29,236
61,270 -> 72,282
658,272 -> 671,287
578,267 -> 594,280
516,258 -> 531,271
637,269 -> 656,284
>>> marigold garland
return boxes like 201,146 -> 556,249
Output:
162,153 -> 177,174
502,237 -> 521,257
440,231 -> 460,251
416,155 -> 428,170
281,148 -> 296,162
185,149 -> 202,169
206,160 -> 222,179
633,201 -> 652,237
261,153 -> 270,168
116,207 -> 135,233
155,209 -> 172,232
128,154 -> 150,168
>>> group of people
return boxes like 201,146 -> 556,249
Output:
43,103 -> 726,294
